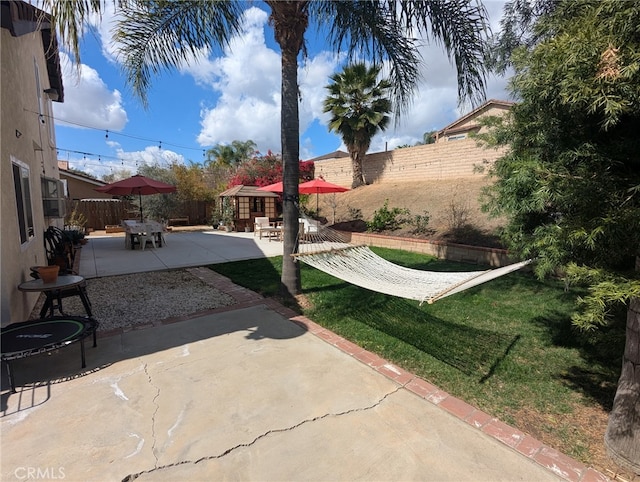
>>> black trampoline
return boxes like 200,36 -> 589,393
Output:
1,316 -> 98,393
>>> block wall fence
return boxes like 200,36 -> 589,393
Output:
313,139 -> 507,187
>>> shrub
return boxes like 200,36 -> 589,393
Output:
367,200 -> 409,232
410,211 -> 431,235
446,197 -> 470,230
347,205 -> 363,220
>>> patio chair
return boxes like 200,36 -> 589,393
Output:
139,224 -> 157,250
159,220 -> 169,245
298,218 -> 320,241
253,217 -> 273,239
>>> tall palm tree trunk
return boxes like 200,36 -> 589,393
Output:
350,149 -> 366,188
279,48 -> 301,297
269,1 -> 307,298
605,257 -> 640,474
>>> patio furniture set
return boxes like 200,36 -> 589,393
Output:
122,219 -> 167,250
253,217 -> 320,242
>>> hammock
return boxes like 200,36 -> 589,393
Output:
293,220 -> 531,304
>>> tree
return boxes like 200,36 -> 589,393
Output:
323,63 -> 392,188
483,0 -> 640,473
172,162 -> 217,203
421,131 -> 437,145
206,140 -> 257,166
102,168 -> 132,183
45,0 -> 489,299
137,163 -> 178,220
229,150 -> 283,187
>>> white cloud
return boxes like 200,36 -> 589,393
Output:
190,8 -> 282,152
115,146 -> 185,167
190,8 -> 346,155
53,52 -> 128,130
62,146 -> 185,181
299,51 -> 343,131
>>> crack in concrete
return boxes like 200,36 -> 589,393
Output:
142,362 -> 161,469
121,383 -> 405,481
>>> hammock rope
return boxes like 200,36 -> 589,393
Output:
293,218 -> 531,304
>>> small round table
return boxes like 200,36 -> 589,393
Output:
18,275 -> 93,319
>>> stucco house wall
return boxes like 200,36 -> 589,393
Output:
59,163 -> 110,201
1,1 -> 65,324
435,99 -> 514,142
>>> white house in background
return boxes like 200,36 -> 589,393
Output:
1,0 -> 66,324
435,99 -> 514,143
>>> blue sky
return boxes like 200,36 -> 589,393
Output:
52,1 -> 511,180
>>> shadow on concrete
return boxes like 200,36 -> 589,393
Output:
1,305 -> 305,415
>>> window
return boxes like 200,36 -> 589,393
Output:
447,134 -> 466,141
12,157 -> 34,244
41,177 -> 66,218
251,197 -> 265,213
238,197 -> 250,219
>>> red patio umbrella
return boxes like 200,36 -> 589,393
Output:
95,174 -> 177,221
298,178 -> 349,213
257,181 -> 284,193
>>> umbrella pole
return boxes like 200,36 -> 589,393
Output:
139,191 -> 143,222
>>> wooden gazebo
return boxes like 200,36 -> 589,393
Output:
218,185 -> 279,232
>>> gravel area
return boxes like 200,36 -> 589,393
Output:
40,269 -> 235,332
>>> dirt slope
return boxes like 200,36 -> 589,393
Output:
308,178 -> 506,247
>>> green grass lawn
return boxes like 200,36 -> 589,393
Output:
208,247 -> 624,467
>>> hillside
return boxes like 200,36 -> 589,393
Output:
306,178 -> 507,248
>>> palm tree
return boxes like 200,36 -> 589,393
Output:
44,0 -> 489,299
324,63 -> 391,188
206,140 -> 257,167
205,144 -> 237,167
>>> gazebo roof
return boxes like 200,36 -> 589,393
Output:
219,185 -> 278,198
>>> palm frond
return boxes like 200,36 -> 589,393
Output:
311,0 -> 489,113
41,0 -> 104,63
396,0 -> 490,107
311,1 -> 420,118
114,0 -> 242,105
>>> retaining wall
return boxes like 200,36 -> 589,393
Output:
314,139 -> 506,187
338,231 -> 513,267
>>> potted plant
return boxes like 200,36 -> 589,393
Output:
64,229 -> 86,246
65,207 -> 88,234
210,213 -> 223,230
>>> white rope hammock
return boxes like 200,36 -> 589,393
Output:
293,219 -> 531,304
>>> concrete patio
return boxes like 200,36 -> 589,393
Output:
1,229 -> 607,481
78,227 -> 285,279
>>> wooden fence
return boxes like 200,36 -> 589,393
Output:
66,199 -> 214,230
66,200 -> 129,230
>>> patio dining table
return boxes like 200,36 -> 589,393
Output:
122,220 -> 165,249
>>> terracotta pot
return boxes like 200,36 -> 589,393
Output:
37,265 -> 60,283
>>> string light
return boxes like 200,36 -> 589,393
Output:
27,109 -> 208,153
